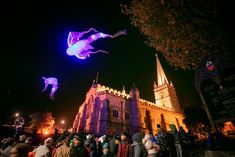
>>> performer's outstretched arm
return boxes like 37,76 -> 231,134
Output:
79,28 -> 98,38
87,29 -> 127,43
111,29 -> 127,38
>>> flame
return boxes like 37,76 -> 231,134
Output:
37,118 -> 55,135
40,128 -> 51,135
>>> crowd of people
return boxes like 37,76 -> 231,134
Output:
0,124 -> 196,157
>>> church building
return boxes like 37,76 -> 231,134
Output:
73,55 -> 186,135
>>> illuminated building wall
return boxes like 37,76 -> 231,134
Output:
73,55 -> 186,135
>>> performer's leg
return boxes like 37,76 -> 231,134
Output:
50,86 -> 58,100
89,50 -> 109,55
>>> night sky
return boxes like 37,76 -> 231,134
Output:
1,0 -> 233,126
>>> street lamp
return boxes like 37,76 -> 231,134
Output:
61,120 -> 65,124
15,113 -> 19,117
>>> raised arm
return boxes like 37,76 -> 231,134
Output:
79,28 -> 98,38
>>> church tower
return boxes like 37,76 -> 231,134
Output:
153,54 -> 182,112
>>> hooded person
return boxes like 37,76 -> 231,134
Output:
70,134 -> 89,157
131,132 -> 147,157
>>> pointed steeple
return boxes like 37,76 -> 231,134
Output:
156,53 -> 169,87
122,86 -> 126,94
95,72 -> 99,84
153,81 -> 157,88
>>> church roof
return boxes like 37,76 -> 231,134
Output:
93,83 -> 174,112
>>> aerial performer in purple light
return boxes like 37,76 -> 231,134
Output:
66,28 -> 127,59
41,77 -> 58,100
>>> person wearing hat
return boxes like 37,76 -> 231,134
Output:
101,143 -> 113,157
70,134 -> 88,157
33,137 -> 53,157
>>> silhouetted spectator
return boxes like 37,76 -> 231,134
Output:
70,134 -> 88,157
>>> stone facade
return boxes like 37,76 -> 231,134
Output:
73,55 -> 186,135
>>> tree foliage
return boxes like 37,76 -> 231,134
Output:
29,112 -> 55,133
121,0 -> 234,70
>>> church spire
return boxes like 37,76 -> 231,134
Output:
156,53 -> 169,87
95,72 -> 99,84
122,86 -> 126,94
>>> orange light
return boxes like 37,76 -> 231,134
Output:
44,130 -> 49,135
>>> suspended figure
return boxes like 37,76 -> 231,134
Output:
41,77 -> 58,100
66,28 -> 127,59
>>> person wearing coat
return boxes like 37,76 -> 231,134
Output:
54,137 -> 71,157
34,137 -> 53,157
116,132 -> 132,157
131,132 -> 147,157
70,134 -> 88,157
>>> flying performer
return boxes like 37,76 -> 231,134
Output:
41,76 -> 58,100
66,28 -> 127,59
